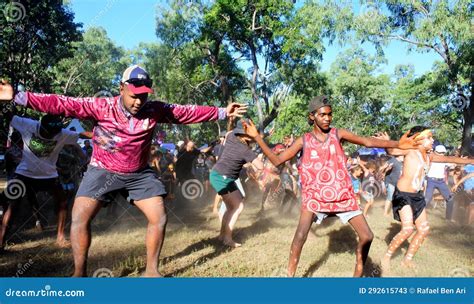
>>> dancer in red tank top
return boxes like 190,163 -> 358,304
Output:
243,96 -> 421,277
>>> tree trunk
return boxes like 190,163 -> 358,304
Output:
460,82 -> 473,155
248,43 -> 264,132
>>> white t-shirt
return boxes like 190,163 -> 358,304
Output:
11,116 -> 79,179
427,162 -> 447,179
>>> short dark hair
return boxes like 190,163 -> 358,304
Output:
407,125 -> 429,137
40,114 -> 63,136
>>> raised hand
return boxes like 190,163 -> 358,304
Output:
398,130 -> 421,150
373,131 -> 390,141
226,103 -> 248,118
242,119 -> 259,138
0,79 -> 14,102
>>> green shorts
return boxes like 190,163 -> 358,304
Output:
210,170 -> 238,195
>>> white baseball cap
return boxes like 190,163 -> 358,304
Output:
435,145 -> 447,153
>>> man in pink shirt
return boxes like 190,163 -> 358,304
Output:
0,65 -> 246,277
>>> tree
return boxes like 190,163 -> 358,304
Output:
0,0 -> 82,149
201,0 -> 335,130
0,0 -> 82,91
328,47 -> 391,137
51,27 -> 129,97
352,0 -> 473,153
388,63 -> 463,147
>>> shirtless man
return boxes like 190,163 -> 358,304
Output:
380,127 -> 474,274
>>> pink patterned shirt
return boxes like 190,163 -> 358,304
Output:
15,92 -> 226,173
298,128 -> 359,213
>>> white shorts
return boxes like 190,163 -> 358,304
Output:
314,209 -> 363,225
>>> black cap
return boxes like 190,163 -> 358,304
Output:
233,121 -> 246,136
308,95 -> 331,113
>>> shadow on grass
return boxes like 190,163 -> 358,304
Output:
162,217 -> 280,277
362,256 -> 381,278
303,225 -> 357,277
0,242 -> 73,277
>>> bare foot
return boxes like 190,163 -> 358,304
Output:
222,239 -> 241,248
401,259 -> 416,269
380,256 -> 391,277
55,239 -> 71,248
141,270 -> 163,278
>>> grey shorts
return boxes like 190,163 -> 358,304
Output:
76,165 -> 167,201
314,209 -> 363,225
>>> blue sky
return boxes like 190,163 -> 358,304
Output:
69,0 -> 440,76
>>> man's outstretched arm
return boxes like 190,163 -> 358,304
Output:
154,101 -> 247,124
1,79 -> 100,120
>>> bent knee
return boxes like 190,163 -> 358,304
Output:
149,214 -> 168,227
401,226 -> 414,237
359,231 -> 374,244
418,221 -> 430,235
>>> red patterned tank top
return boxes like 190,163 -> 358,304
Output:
298,128 -> 359,213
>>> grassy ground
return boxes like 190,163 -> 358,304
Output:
0,191 -> 472,278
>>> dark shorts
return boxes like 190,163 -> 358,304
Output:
76,165 -> 166,201
6,174 -> 66,203
209,170 -> 238,195
392,187 -> 426,222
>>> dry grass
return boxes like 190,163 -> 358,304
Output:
1,193 -> 472,278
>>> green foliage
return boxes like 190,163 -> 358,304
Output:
0,0 -> 82,90
350,0 -> 473,152
271,95 -> 311,143
51,27 -> 129,97
328,47 -> 390,137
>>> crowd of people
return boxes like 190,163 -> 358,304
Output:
0,65 -> 472,278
